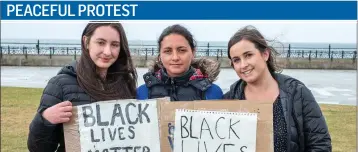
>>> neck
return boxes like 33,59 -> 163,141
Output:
246,69 -> 276,93
97,68 -> 108,80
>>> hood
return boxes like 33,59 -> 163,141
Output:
57,60 -> 77,77
146,57 -> 221,82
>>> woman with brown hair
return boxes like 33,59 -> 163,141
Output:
224,25 -> 331,152
27,22 -> 137,152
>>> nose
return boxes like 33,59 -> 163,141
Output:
103,44 -> 111,56
240,58 -> 248,69
171,51 -> 180,61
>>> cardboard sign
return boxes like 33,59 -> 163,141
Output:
159,100 -> 273,152
64,99 -> 273,152
173,109 -> 258,152
64,99 -> 161,152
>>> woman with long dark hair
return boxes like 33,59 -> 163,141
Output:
27,22 -> 137,152
224,25 -> 331,152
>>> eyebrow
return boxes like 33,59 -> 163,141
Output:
231,50 -> 253,59
95,38 -> 120,43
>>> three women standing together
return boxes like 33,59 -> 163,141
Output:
27,22 -> 331,152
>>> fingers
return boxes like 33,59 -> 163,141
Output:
60,106 -> 73,112
59,117 -> 70,123
57,101 -> 72,107
60,112 -> 72,118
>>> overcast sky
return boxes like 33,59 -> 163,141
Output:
1,21 -> 356,43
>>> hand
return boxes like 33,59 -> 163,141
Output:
42,101 -> 73,124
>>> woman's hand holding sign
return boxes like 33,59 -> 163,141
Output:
42,101 -> 73,124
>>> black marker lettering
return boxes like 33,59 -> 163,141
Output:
229,119 -> 240,139
126,103 -> 138,124
215,117 -> 225,139
138,103 -> 150,123
128,126 -> 135,139
90,129 -> 100,142
118,127 -> 125,140
111,104 -> 126,125
108,128 -> 117,141
223,144 -> 235,152
190,116 -> 198,139
200,118 -> 213,139
96,104 -> 109,126
181,116 -> 189,138
82,106 -> 95,127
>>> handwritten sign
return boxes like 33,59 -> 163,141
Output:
173,109 -> 258,152
76,100 -> 161,152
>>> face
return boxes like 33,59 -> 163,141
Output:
83,26 -> 120,71
229,39 -> 269,83
159,34 -> 194,77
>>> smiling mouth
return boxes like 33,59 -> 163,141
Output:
242,69 -> 253,75
101,58 -> 111,62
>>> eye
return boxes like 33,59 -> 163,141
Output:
232,58 -> 240,63
112,43 -> 119,47
245,53 -> 252,58
97,41 -> 105,46
163,49 -> 172,54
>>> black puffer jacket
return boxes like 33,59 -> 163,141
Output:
27,61 -> 95,152
224,73 -> 332,152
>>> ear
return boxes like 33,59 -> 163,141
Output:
82,36 -> 89,49
191,49 -> 196,59
263,48 -> 270,61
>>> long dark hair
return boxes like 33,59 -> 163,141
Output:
76,22 -> 137,101
228,25 -> 282,75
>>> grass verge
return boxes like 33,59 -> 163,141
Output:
1,87 -> 356,152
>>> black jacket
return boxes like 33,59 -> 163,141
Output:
27,61 -> 95,152
137,58 -> 223,101
224,73 -> 332,152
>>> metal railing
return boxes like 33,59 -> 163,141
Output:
1,43 -> 356,62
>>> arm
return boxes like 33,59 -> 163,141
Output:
299,85 -> 332,152
205,84 -> 223,100
136,84 -> 149,100
27,78 -> 63,152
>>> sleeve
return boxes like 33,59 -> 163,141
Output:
299,85 -> 332,152
27,77 -> 64,152
136,84 -> 149,100
223,91 -> 231,99
205,84 -> 223,100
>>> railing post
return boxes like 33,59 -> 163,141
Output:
315,50 -> 318,58
74,48 -> 77,60
36,40 -> 40,54
49,47 -> 52,59
301,50 -> 304,58
353,51 -> 357,63
24,46 -> 27,59
151,48 -> 154,56
328,44 -> 331,58
341,51 -> 344,59
216,49 -> 219,60
67,47 -> 69,55
287,44 -> 291,58
309,50 -> 311,61
8,45 -> 10,54
145,48 -> 148,60
207,43 -> 210,56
